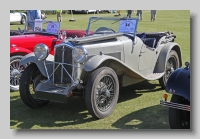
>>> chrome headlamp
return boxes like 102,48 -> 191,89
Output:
34,43 -> 49,61
72,46 -> 88,63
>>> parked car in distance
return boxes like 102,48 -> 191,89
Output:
99,10 -> 112,13
10,20 -> 93,92
19,17 -> 182,119
160,62 -> 190,129
70,10 -> 100,14
10,10 -> 26,24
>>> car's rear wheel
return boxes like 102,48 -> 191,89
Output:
85,67 -> 119,119
19,64 -> 50,108
20,15 -> 26,24
159,50 -> 180,88
10,55 -> 28,92
169,94 -> 190,129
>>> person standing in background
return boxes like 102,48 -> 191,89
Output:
127,10 -> 132,18
136,10 -> 142,20
56,10 -> 62,22
27,10 -> 42,30
117,10 -> 121,16
151,10 -> 157,21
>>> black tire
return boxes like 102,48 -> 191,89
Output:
159,50 -> 180,89
169,95 -> 190,129
85,67 -> 119,119
20,15 -> 26,24
19,64 -> 49,108
10,55 -> 27,92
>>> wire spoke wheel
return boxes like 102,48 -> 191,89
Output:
10,55 -> 29,91
95,75 -> 115,112
159,50 -> 180,88
85,67 -> 119,119
164,56 -> 178,81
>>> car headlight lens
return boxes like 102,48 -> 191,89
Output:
34,44 -> 49,61
72,46 -> 88,63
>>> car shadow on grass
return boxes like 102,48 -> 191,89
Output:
112,105 -> 170,129
118,80 -> 163,103
10,96 -> 95,129
10,80 -> 163,129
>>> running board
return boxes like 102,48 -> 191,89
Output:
145,72 -> 164,80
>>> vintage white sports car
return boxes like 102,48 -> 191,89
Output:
19,17 -> 182,119
10,10 -> 26,24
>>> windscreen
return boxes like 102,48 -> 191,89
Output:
86,17 -> 138,35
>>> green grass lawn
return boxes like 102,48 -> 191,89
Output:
10,10 -> 190,129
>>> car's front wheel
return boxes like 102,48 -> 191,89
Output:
10,55 -> 28,92
169,94 -> 190,129
85,67 -> 119,119
20,15 -> 26,24
159,50 -> 180,88
19,64 -> 50,108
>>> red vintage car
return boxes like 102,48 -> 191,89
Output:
10,20 -> 93,91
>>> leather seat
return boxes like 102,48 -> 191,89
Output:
141,38 -> 156,48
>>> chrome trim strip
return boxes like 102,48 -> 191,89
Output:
46,62 -> 81,68
160,100 -> 190,111
49,64 -> 60,78
43,62 -> 81,85
53,43 -> 75,84
71,53 -> 74,84
61,45 -> 65,83
44,60 -> 50,79
61,64 -> 75,83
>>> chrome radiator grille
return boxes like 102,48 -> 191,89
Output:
53,45 -> 73,84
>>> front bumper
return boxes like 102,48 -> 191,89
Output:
160,100 -> 190,111
35,81 -> 75,102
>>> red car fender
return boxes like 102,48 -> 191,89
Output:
10,47 -> 32,56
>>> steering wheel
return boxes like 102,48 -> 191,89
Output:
94,27 -> 115,34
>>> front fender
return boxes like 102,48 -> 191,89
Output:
154,42 -> 182,73
20,13 -> 27,18
166,67 -> 190,101
20,52 -> 54,77
10,47 -> 32,55
84,55 -> 147,80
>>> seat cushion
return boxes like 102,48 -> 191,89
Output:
141,38 -> 156,48
137,32 -> 146,39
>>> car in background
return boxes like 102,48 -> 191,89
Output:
10,20 -> 93,92
10,10 -> 26,24
160,62 -> 190,129
18,17 -> 182,119
99,10 -> 113,13
70,10 -> 100,14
